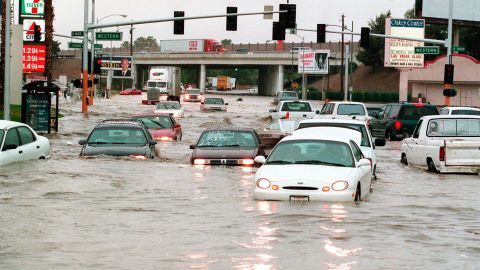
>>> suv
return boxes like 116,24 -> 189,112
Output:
79,120 -> 157,159
370,102 -> 439,140
273,91 -> 299,105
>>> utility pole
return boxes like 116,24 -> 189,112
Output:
82,0 -> 89,113
130,24 -> 134,88
3,0 -> 11,120
90,0 -> 95,106
340,14 -> 345,96
445,0 -> 453,106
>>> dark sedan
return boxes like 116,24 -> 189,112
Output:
190,128 -> 265,166
79,120 -> 157,159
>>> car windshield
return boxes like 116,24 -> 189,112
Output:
187,90 -> 200,95
156,102 -> 180,110
133,116 -> 173,129
337,104 -> 366,116
266,140 -> 354,167
297,123 -> 371,147
400,106 -> 439,120
427,118 -> 480,137
281,102 -> 312,112
205,98 -> 224,105
87,127 -> 147,145
281,92 -> 298,98
451,109 -> 480,116
367,108 -> 381,117
197,130 -> 257,148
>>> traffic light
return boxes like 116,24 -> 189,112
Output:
94,57 -> 102,75
174,11 -> 185,35
443,89 -> 457,97
226,7 -> 237,31
33,24 -> 42,42
444,64 -> 454,84
272,21 -> 285,41
317,24 -> 326,43
279,4 -> 296,29
360,27 -> 370,48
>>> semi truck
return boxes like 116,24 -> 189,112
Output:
143,66 -> 181,104
217,76 -> 232,91
206,76 -> 236,90
160,39 -> 226,53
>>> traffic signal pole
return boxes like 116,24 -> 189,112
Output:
3,0 -> 11,120
445,0 -> 454,106
82,0 -> 89,113
90,0 -> 95,106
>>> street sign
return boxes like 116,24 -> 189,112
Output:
414,46 -> 440,54
71,31 -> 84,37
69,43 -> 104,49
23,19 -> 45,42
96,32 -> 122,41
453,46 -> 465,52
23,45 -> 46,73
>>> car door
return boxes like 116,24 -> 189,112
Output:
17,126 -> 40,160
1,127 -> 22,164
350,141 -> 371,196
406,119 -> 423,165
171,117 -> 182,138
371,105 -> 389,137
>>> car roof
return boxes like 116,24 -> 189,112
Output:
280,100 -> 311,104
420,115 -> 480,121
205,97 -> 223,100
298,118 -> 367,126
388,102 -> 436,107
158,101 -> 180,104
97,119 -> 145,128
287,126 -> 362,144
0,120 -> 27,129
132,113 -> 172,118
326,101 -> 365,106
443,106 -> 480,111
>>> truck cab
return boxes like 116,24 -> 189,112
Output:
205,39 -> 226,53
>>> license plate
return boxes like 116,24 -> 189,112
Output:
289,195 -> 309,202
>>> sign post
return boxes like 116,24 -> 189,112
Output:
414,46 -> 440,54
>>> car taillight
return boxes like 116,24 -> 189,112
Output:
414,103 -> 424,107
395,120 -> 402,130
439,146 -> 445,161
239,159 -> 255,166
194,159 -> 208,165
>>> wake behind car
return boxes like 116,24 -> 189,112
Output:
153,101 -> 184,118
183,88 -> 203,102
253,127 -> 372,202
190,128 -> 265,166
200,97 -> 228,111
0,120 -> 51,166
79,120 -> 157,159
131,113 -> 182,141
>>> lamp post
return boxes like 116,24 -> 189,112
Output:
292,34 -> 306,100
327,23 -> 354,100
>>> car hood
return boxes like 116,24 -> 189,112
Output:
149,128 -> 175,138
256,164 -> 355,183
82,145 -> 148,156
193,147 -> 257,159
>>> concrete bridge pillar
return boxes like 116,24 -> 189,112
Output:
258,65 -> 284,96
198,64 -> 207,93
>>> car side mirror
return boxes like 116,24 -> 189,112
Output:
254,156 -> 266,164
4,144 -> 17,150
190,144 -> 196,149
316,110 -> 320,114
149,140 -> 157,146
374,138 -> 386,147
357,159 -> 371,168
78,139 -> 86,145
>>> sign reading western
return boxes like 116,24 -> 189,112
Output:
21,0 -> 45,16
384,18 -> 425,68
298,50 -> 330,74
23,19 -> 45,42
23,45 -> 46,73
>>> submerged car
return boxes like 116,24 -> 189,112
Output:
132,113 -> 182,141
273,91 -> 299,105
200,97 -> 228,111
253,127 -> 372,202
190,128 -> 265,166
183,89 -> 203,102
0,120 -> 51,166
119,88 -> 142,95
79,120 -> 157,159
153,101 -> 184,118
439,106 -> 480,116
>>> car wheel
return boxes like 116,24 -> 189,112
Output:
401,153 -> 408,165
354,184 -> 362,202
427,158 -> 439,173
373,165 -> 377,180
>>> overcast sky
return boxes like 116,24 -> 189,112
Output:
34,0 -> 415,49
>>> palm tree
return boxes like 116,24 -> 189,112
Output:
44,0 -> 54,80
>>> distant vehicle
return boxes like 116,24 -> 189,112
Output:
154,101 -> 184,118
79,120 -> 157,159
160,39 -> 226,53
145,66 -> 182,102
318,101 -> 370,124
439,106 -> 480,116
253,127 -> 372,202
190,128 -> 265,166
296,118 -> 386,179
370,102 -> 439,140
201,97 -> 228,111
366,107 -> 382,117
132,113 -> 182,142
183,88 -> 203,102
258,119 -> 297,150
206,76 -> 236,90
270,100 -> 317,122
119,88 -> 142,95
217,76 -> 232,90
273,91 -> 299,105
400,115 -> 480,173
0,120 -> 50,166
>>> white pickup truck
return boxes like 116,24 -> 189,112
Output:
269,101 -> 317,122
400,115 -> 480,173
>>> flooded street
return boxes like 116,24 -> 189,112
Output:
1,94 -> 479,269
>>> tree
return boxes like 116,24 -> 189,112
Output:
52,40 -> 61,58
121,41 -> 130,49
44,0 -> 54,80
134,36 -> 159,50
356,10 -> 391,72
221,39 -> 232,45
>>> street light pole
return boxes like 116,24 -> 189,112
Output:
90,0 -> 95,106
340,14 -> 345,96
3,0 -> 11,120
130,24 -> 135,89
82,0 -> 89,113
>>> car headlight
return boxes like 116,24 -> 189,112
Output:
130,155 -> 147,160
239,159 -> 254,166
331,180 -> 349,191
256,178 -> 271,189
155,136 -> 173,141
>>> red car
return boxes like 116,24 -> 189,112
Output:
120,88 -> 142,95
131,113 -> 182,141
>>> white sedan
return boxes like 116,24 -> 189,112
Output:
0,120 -> 51,166
254,127 -> 372,202
153,101 -> 184,118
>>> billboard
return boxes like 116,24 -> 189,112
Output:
100,56 -> 133,79
23,19 -> 45,42
420,0 -> 480,24
384,18 -> 425,68
21,0 -> 45,16
298,50 -> 330,74
23,45 -> 46,73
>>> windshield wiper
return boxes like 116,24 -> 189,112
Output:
266,160 -> 293,164
151,120 -> 166,128
222,144 -> 241,147
88,141 -> 109,144
294,160 -> 347,167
